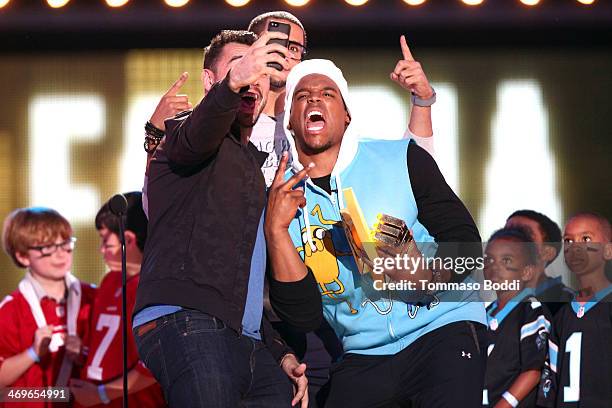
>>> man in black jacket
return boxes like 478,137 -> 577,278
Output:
132,30 -> 320,408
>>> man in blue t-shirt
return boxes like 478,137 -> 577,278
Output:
266,59 -> 487,408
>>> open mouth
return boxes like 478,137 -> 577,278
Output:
306,109 -> 326,132
239,91 -> 259,113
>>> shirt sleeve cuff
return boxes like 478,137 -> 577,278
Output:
404,128 -> 435,158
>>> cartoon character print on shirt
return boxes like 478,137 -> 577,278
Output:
361,281 -> 440,318
361,296 -> 393,315
406,296 -> 440,318
297,205 -> 358,314
297,204 -> 440,318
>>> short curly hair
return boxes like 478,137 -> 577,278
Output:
488,226 -> 539,267
507,209 -> 562,265
247,11 -> 307,48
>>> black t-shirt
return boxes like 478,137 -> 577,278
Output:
484,294 -> 552,407
539,287 -> 612,407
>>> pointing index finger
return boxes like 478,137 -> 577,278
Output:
400,35 -> 414,61
167,72 -> 188,96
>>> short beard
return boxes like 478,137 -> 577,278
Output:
237,110 -> 260,128
271,79 -> 286,90
237,115 -> 258,128
299,140 -> 334,156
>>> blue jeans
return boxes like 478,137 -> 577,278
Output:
133,309 -> 293,408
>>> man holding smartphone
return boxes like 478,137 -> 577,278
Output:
133,30 -> 313,408
139,11 -> 446,406
146,11 -> 437,186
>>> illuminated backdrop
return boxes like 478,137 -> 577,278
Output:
1,47 -> 611,295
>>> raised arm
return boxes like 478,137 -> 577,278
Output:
391,36 -> 436,156
164,31 -> 291,166
265,154 -> 323,331
163,75 -> 241,166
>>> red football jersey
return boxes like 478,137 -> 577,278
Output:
79,271 -> 165,408
0,281 -> 95,408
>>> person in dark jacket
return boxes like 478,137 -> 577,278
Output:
132,30 -> 320,408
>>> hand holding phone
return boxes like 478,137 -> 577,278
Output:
266,20 -> 291,71
227,31 -> 290,92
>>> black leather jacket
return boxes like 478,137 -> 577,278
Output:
134,76 -> 292,360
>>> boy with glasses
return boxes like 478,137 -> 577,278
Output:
0,207 -> 95,406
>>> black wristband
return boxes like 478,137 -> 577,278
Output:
144,135 -> 163,154
145,121 -> 165,139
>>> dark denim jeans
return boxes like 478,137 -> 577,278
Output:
133,309 -> 293,408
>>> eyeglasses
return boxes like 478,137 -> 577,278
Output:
287,41 -> 307,60
28,237 -> 77,256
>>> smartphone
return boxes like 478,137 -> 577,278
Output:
266,20 -> 290,71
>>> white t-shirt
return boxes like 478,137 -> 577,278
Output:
249,112 -> 292,188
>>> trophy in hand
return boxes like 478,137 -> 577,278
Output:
340,188 -> 413,281
373,214 -> 413,250
339,188 -> 377,278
